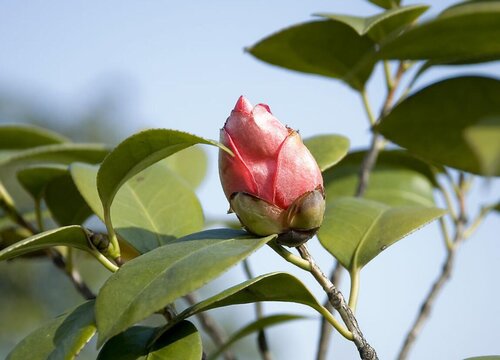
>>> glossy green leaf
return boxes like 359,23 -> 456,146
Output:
318,197 -> 446,271
17,165 -> 68,201
96,129 -> 228,225
95,229 -> 276,345
0,124 -> 68,150
378,2 -> 500,63
164,146 -> 208,189
464,117 -> 500,176
323,150 -> 437,207
247,20 -> 376,90
367,0 -> 400,10
7,300 -> 96,360
304,134 -> 350,172
316,5 -> 429,42
0,225 -> 90,261
97,321 -> 202,360
45,174 -> 93,226
377,77 -> 500,176
71,161 -> 204,253
208,314 -> 305,360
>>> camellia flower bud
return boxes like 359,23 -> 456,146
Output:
219,96 -> 325,247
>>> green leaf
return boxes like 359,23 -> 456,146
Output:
303,134 -> 350,172
45,174 -> 93,226
376,76 -> 500,176
0,124 -> 68,150
323,150 -> 437,207
247,20 -> 376,91
164,146 -> 208,189
7,300 -> 96,360
97,321 -> 202,360
0,225 -> 90,261
17,165 -> 68,201
367,0 -> 401,10
95,229 -> 276,345
464,117 -> 500,176
316,5 -> 429,42
378,2 -> 500,63
71,161 -> 204,253
318,197 -> 446,271
208,314 -> 305,360
464,357 -> 500,360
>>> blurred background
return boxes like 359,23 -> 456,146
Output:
0,0 -> 499,359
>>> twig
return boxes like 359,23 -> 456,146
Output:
184,293 -> 236,360
242,259 -> 272,360
316,261 -> 344,360
297,244 -> 378,360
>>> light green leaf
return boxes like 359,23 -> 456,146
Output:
97,321 -> 202,360
316,5 -> 429,42
95,229 -> 276,345
318,197 -> 446,271
0,124 -> 68,150
0,225 -> 90,261
208,314 -> 305,360
247,20 -> 376,91
7,300 -> 96,360
323,150 -> 437,207
464,117 -> 500,176
303,134 -> 350,172
17,165 -> 68,201
71,161 -> 204,253
376,76 -> 500,176
378,2 -> 500,63
367,0 -> 401,10
164,146 -> 208,189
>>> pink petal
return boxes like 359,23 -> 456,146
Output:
233,96 -> 253,114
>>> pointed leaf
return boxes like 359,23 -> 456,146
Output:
0,226 -> 90,261
303,134 -> 350,172
376,77 -> 500,176
164,146 -> 208,189
97,321 -> 202,360
316,5 -> 429,42
71,161 -> 204,253
17,165 -> 68,201
208,314 -> 305,360
0,124 -> 68,150
247,20 -> 376,91
318,197 -> 446,271
95,229 -> 276,345
7,300 -> 96,360
367,0 -> 400,10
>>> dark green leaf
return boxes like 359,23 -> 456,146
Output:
303,134 -> 350,172
164,146 -> 208,189
17,165 -> 68,201
247,20 -> 376,90
95,229 -> 276,345
7,300 -> 96,360
97,321 -> 202,360
318,197 -> 446,271
376,77 -> 500,176
378,2 -> 500,63
367,0 -> 400,10
208,314 -> 305,360
0,226 -> 90,261
0,124 -> 68,150
316,5 -> 429,42
71,161 -> 204,253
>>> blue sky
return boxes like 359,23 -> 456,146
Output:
1,1 -> 499,359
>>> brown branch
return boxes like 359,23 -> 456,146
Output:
184,293 -> 236,360
298,244 -> 378,360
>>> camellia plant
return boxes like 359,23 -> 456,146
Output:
1,1 -> 499,360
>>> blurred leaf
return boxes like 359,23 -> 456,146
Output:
464,117 -> 500,176
97,321 -> 202,360
247,20 -> 376,91
303,134 -> 350,172
6,300 -> 95,360
208,314 -> 305,360
318,197 -> 446,271
95,229 -> 276,345
0,124 -> 68,150
45,174 -> 93,226
164,146 -> 208,189
0,225 -> 90,261
316,5 -> 429,42
367,0 -> 401,10
464,357 -> 500,360
378,2 -> 500,63
71,161 -> 204,253
376,77 -> 500,176
17,165 -> 68,201
323,150 -> 437,207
